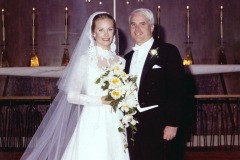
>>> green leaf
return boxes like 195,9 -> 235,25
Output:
101,81 -> 109,90
102,70 -> 110,77
105,94 -> 114,101
118,127 -> 124,132
128,76 -> 137,84
130,123 -> 137,132
95,78 -> 101,84
110,100 -> 118,112
130,138 -> 134,142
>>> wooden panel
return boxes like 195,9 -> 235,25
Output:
1,151 -> 240,160
0,152 -> 23,160
184,151 -> 240,160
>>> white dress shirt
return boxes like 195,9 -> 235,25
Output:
130,38 -> 159,112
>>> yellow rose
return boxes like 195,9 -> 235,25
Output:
111,90 -> 121,99
110,77 -> 121,86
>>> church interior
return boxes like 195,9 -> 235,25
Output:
0,0 -> 240,159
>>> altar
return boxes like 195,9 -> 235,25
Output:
1,65 -> 240,77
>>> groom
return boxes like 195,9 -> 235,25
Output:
124,8 -> 185,160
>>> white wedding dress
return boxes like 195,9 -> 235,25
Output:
61,46 -> 129,160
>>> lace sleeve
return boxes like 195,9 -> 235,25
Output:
67,91 -> 102,106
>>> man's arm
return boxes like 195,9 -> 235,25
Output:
163,44 -> 185,140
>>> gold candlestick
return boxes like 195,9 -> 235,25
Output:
61,48 -> 70,66
30,8 -> 39,67
183,6 -> 193,65
62,7 -> 70,66
29,49 -> 39,66
219,46 -> 227,64
1,50 -> 9,67
183,47 -> 193,65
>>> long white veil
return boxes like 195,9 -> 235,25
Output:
20,11 -> 113,160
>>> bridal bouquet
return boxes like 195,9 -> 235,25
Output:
95,62 -> 139,148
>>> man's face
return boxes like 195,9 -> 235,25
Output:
130,13 -> 154,46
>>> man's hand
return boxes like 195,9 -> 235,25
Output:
163,126 -> 178,141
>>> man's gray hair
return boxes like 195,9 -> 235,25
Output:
129,8 -> 154,25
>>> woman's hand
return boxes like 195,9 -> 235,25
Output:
101,96 -> 112,105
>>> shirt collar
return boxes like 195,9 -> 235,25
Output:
132,37 -> 154,51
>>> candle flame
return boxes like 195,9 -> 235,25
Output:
187,6 -> 189,9
2,9 -> 4,12
65,7 -> 68,11
221,6 -> 223,9
33,8 -> 35,11
158,6 -> 160,9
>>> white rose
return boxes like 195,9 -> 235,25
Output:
121,112 -> 138,128
121,114 -> 133,128
119,101 -> 130,112
125,94 -> 138,108
149,47 -> 159,58
150,49 -> 158,56
130,118 -> 138,126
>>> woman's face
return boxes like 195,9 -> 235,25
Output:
92,18 -> 114,50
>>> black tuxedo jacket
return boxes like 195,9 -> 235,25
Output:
124,39 -> 185,128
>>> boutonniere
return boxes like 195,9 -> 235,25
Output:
149,47 -> 159,60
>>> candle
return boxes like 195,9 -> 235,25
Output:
113,0 -> 116,20
157,6 -> 160,38
32,8 -> 35,40
65,7 -> 68,40
186,6 -> 190,39
220,6 -> 223,39
2,9 -> 5,41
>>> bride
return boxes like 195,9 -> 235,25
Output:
21,12 -> 129,160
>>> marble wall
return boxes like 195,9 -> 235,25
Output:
0,0 -> 240,95
0,0 -> 239,65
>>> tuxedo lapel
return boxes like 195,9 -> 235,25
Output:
124,51 -> 134,74
139,40 -> 159,86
